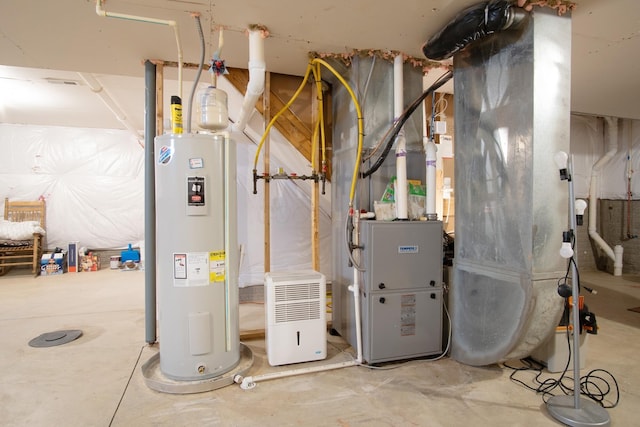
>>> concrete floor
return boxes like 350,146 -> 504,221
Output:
0,268 -> 638,427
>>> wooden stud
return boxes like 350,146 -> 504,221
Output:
155,62 -> 164,137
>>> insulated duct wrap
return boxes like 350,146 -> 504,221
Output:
422,0 -> 524,61
449,9 -> 571,366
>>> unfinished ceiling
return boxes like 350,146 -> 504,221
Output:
0,0 -> 639,131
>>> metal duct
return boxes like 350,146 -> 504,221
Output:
328,56 -> 425,345
450,9 -> 571,365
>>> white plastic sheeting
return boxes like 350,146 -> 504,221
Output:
0,123 -> 144,250
234,132 -> 332,287
0,117 -> 332,287
571,115 -> 639,199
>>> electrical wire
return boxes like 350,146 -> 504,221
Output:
345,210 -> 364,272
505,246 -> 619,409
433,93 -> 448,119
503,339 -> 620,408
556,231 -> 580,295
360,70 -> 453,179
185,13 -> 204,134
504,231 -> 620,408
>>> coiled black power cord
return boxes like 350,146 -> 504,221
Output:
503,329 -> 620,409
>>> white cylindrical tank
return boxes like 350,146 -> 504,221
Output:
154,132 -> 239,380
196,86 -> 229,131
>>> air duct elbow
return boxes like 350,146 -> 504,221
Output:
422,0 -> 527,60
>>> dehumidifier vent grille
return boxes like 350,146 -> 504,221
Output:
275,301 -> 321,323
274,282 -> 321,302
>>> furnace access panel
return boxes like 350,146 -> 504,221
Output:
360,220 -> 443,364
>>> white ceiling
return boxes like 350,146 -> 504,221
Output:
1,0 -> 639,132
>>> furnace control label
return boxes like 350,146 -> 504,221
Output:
400,294 -> 417,336
398,245 -> 419,254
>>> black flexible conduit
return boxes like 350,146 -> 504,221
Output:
422,0 -> 524,61
360,70 -> 453,179
362,1 -> 526,179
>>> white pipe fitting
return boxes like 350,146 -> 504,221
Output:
233,29 -> 266,133
614,245 -> 624,276
588,116 -> 623,276
95,0 -> 183,99
77,72 -> 142,143
424,139 -> 437,219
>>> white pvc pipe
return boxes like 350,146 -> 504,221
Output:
588,116 -> 623,276
77,72 -> 143,144
425,139 -> 438,218
233,29 -> 266,133
95,0 -> 183,99
393,55 -> 408,220
350,213 -> 364,364
237,360 -> 358,390
393,56 -> 403,120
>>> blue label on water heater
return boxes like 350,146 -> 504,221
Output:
398,245 -> 419,254
158,145 -> 173,165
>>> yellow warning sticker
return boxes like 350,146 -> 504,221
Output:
209,250 -> 225,282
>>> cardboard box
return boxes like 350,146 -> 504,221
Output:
41,253 -> 67,276
68,241 -> 79,273
79,253 -> 101,272
531,326 -> 588,373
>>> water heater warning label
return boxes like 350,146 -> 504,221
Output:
174,254 -> 187,279
173,252 -> 209,287
209,251 -> 225,282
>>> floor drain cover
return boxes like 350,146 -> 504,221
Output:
28,330 -> 83,348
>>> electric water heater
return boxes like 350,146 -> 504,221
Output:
154,132 -> 240,380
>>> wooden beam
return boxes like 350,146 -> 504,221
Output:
155,63 -> 164,137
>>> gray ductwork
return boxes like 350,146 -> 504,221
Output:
448,8 -> 572,365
